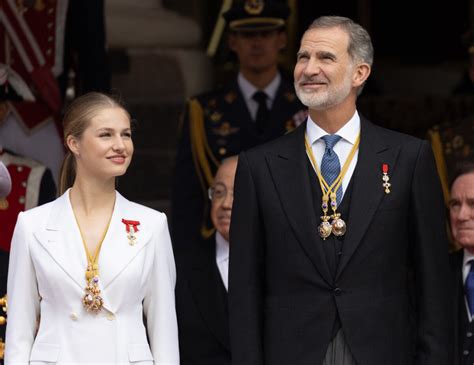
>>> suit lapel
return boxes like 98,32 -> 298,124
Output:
33,191 -> 87,290
98,192 -> 152,291
336,119 -> 400,279
187,236 -> 230,350
33,191 -> 152,313
450,250 -> 464,363
266,124 -> 333,285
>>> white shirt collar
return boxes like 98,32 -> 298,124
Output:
463,249 -> 474,272
238,72 -> 281,103
306,110 -> 361,146
215,231 -> 229,263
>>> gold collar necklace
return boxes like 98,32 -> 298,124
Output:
73,206 -> 114,313
305,133 -> 360,240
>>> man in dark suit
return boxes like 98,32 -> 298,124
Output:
229,16 -> 452,365
449,162 -> 474,364
175,156 -> 238,365
171,0 -> 307,251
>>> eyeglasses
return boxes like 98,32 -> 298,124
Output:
208,183 -> 233,201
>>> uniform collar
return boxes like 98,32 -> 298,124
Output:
463,248 -> 474,271
238,71 -> 281,103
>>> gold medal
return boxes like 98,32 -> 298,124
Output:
331,216 -> 347,236
319,219 -> 332,239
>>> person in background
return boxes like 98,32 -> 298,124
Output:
175,156 -> 237,365
229,15 -> 451,364
5,92 -> 179,364
0,147 -> 56,364
171,0 -> 307,252
449,162 -> 474,365
0,0 -> 110,183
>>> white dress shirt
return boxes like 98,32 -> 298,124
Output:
238,72 -> 281,121
462,249 -> 474,321
215,232 -> 229,291
305,111 -> 361,197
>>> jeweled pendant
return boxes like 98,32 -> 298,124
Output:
82,276 -> 104,313
318,220 -> 332,240
331,218 -> 347,236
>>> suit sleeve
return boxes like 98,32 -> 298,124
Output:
410,141 -> 453,363
229,152 -> 264,365
143,212 -> 180,364
5,212 -> 40,363
170,102 -> 205,251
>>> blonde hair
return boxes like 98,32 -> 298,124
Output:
58,92 -> 130,195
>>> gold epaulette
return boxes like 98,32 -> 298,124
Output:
189,98 -> 220,188
189,99 -> 221,239
0,294 -> 7,360
428,128 -> 450,205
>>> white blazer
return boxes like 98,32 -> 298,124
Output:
5,190 -> 180,364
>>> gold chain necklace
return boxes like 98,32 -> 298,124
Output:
305,133 -> 360,240
73,207 -> 113,313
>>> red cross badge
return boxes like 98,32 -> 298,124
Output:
122,219 -> 140,246
382,164 -> 391,194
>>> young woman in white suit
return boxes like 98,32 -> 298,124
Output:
5,92 -> 180,364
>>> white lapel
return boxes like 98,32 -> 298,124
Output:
32,190 -> 153,313
33,190 -> 87,290
97,192 -> 152,291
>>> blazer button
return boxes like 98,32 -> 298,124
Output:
333,287 -> 342,296
467,331 -> 473,338
463,350 -> 470,356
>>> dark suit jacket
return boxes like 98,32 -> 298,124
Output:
229,118 -> 452,365
175,235 -> 230,365
450,249 -> 473,365
171,74 -> 306,252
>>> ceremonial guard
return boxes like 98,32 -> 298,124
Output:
0,149 -> 56,363
171,0 -> 307,250
0,0 -> 69,181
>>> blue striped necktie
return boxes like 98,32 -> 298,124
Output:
320,135 -> 343,205
466,261 -> 474,316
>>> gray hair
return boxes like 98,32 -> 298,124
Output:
308,16 -> 374,67
450,161 -> 474,190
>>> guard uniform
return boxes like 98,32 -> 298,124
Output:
0,149 -> 55,362
0,0 -> 69,182
171,0 -> 307,250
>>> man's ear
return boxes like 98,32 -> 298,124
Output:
353,63 -> 371,88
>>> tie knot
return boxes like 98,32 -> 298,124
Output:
252,91 -> 267,104
322,134 -> 342,150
